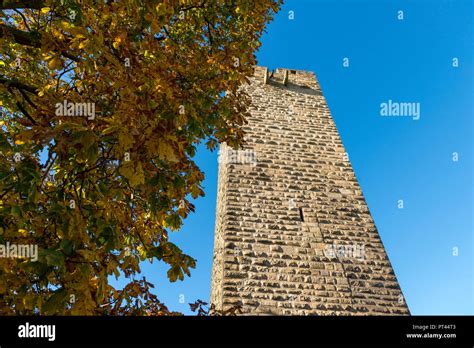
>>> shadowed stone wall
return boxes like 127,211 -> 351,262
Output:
210,66 -> 409,315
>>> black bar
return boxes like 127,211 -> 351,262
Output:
0,316 -> 472,346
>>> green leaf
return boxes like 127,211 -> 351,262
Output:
42,288 -> 68,315
0,133 -> 12,151
41,249 -> 65,267
167,264 -> 183,282
60,240 -> 75,256
10,206 -> 22,218
27,187 -> 39,203
148,246 -> 163,260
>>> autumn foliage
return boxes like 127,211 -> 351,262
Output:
0,0 -> 280,314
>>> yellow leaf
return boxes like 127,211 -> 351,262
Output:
41,7 -> 50,14
59,21 -> 73,30
144,50 -> 155,59
23,294 -> 36,309
145,138 -> 159,157
113,37 -> 121,49
47,56 -> 62,70
14,139 -> 25,145
119,162 -> 145,187
158,141 -> 178,162
156,4 -> 165,15
78,39 -> 89,49
118,130 -> 134,150
130,162 -> 145,187
51,28 -> 64,40
18,229 -> 28,236
102,126 -> 118,135
137,246 -> 146,260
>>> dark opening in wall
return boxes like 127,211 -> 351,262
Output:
299,207 -> 305,222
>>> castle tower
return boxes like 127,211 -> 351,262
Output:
211,67 -> 409,315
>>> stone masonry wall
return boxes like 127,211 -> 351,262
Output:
210,66 -> 409,315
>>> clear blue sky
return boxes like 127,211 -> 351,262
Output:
111,0 -> 474,315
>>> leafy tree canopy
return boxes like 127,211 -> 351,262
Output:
0,0 -> 280,315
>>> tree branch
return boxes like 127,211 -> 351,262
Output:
60,50 -> 80,62
13,8 -> 31,31
0,24 -> 80,62
0,23 -> 41,47
0,0 -> 45,9
0,76 -> 38,94
18,87 -> 36,107
7,86 -> 37,125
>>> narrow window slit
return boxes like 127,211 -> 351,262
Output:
299,207 -> 305,222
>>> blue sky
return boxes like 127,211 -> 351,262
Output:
111,0 -> 474,315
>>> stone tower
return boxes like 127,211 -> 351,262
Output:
211,67 -> 409,315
